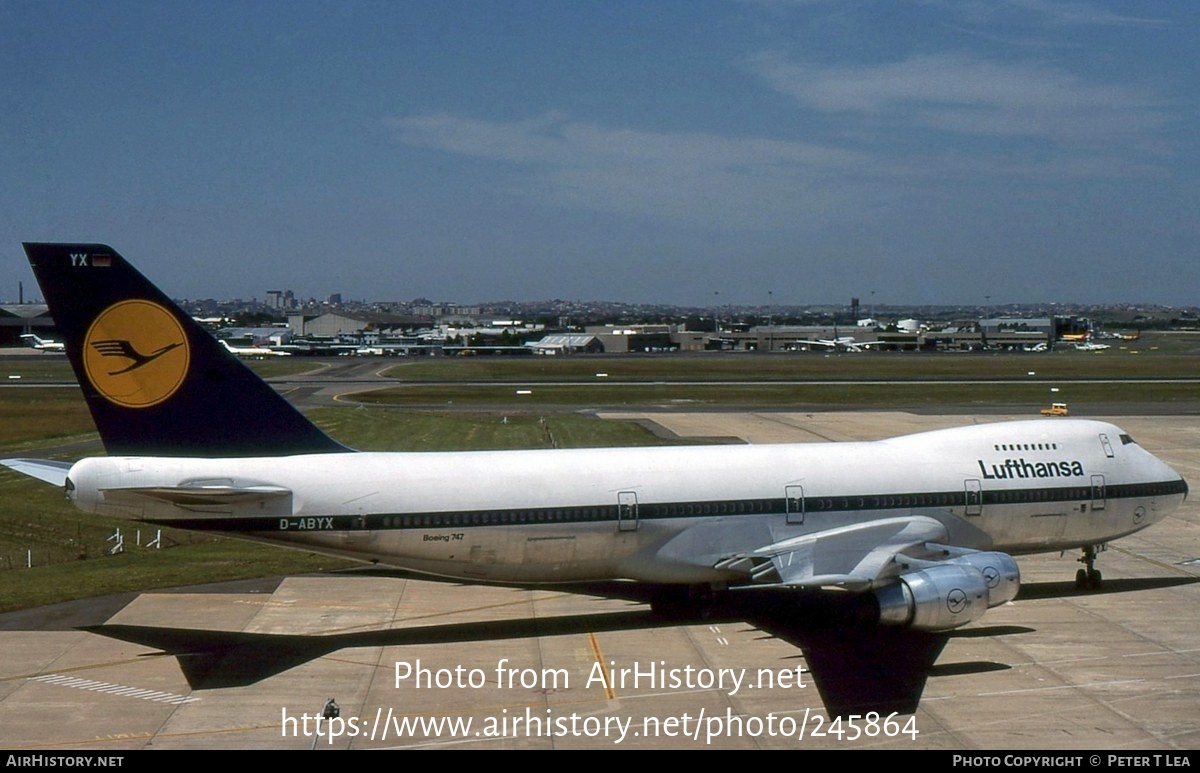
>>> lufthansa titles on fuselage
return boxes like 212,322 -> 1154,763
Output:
977,457 -> 1085,480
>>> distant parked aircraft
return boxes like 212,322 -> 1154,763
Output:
19,333 -> 65,352
793,336 -> 884,353
219,339 -> 292,358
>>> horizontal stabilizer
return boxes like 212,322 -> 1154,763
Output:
0,458 -> 73,487
100,484 -> 293,507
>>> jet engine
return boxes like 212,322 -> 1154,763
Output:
873,551 -> 1020,631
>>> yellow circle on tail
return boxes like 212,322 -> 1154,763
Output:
83,300 -> 190,408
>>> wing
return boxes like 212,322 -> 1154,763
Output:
716,515 -> 949,590
710,514 -> 1021,631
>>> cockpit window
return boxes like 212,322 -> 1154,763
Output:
1120,434 -> 1136,445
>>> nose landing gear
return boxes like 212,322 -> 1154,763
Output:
1075,544 -> 1104,590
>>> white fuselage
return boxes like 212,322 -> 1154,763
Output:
63,419 -> 1186,586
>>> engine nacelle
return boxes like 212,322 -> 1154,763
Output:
875,561 -> 1000,631
874,552 -> 1021,631
950,551 -> 1020,607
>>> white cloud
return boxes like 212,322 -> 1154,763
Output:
746,50 -> 1170,143
385,112 -> 872,231
384,44 -> 1177,235
1000,0 -> 1169,28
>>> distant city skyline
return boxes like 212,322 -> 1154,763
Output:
7,281 -> 1199,316
173,292 -> 1198,322
3,2 -> 1197,307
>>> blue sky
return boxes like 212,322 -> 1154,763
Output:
2,1 -> 1197,306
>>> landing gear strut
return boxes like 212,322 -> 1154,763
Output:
1074,544 -> 1103,591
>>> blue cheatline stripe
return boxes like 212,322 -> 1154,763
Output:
139,478 -> 1186,533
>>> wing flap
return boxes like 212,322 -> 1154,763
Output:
748,515 -> 948,588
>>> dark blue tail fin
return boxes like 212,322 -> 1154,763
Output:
23,243 -> 349,457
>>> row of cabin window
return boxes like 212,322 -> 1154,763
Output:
368,480 -> 1181,529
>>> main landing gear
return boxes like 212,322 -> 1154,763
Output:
1075,544 -> 1103,591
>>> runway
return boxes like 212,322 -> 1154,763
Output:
0,411 -> 1197,750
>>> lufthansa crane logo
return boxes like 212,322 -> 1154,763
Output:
83,300 -> 190,408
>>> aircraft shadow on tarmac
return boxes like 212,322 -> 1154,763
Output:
79,574 -> 1198,720
1013,575 -> 1198,601
85,606 -> 947,719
